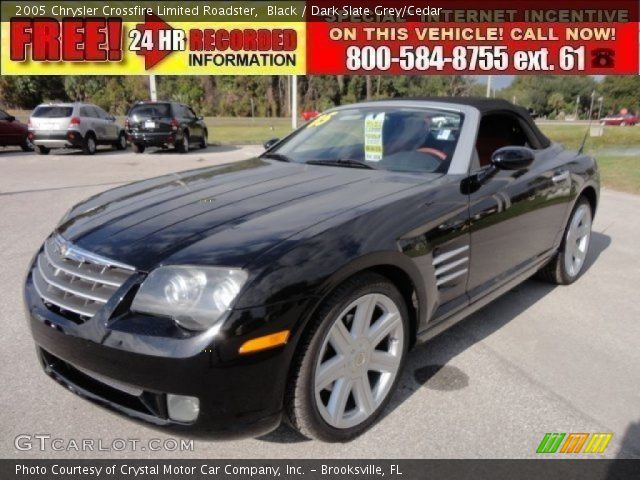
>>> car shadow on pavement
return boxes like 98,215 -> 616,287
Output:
148,144 -> 242,155
607,420 -> 640,467
259,232 -> 611,444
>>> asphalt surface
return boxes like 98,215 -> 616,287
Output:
1,145 -> 638,459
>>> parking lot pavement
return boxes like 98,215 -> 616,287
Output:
1,147 -> 639,459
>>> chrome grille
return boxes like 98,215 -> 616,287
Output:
32,234 -> 135,321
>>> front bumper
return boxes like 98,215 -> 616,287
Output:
31,130 -> 84,149
24,266 -> 308,439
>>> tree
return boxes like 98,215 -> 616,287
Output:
0,76 -> 67,108
547,92 -> 566,116
499,76 -> 597,118
599,76 -> 640,115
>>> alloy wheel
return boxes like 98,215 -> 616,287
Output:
314,293 -> 404,429
564,203 -> 592,277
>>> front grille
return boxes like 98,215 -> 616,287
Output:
32,234 -> 135,322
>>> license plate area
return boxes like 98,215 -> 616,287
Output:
144,120 -> 156,129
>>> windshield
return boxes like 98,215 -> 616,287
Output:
32,106 -> 73,118
128,104 -> 171,119
271,107 -> 463,173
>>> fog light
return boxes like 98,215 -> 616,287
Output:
167,394 -> 200,422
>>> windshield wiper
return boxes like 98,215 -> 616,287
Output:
306,159 -> 377,170
262,153 -> 292,162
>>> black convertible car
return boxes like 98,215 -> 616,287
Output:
24,98 -> 599,442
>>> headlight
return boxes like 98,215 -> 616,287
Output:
131,266 -> 248,331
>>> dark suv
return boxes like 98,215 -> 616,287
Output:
125,101 -> 208,153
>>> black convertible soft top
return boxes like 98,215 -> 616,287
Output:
404,97 -> 552,149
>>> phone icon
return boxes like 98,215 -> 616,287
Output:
591,48 -> 615,68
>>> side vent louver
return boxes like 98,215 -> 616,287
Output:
432,245 -> 469,288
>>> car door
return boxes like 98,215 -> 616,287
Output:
95,106 -> 118,140
466,112 -> 572,302
185,105 -> 202,141
0,109 -> 21,145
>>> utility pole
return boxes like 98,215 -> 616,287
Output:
149,75 -> 157,101
486,76 -> 492,98
291,75 -> 298,130
588,91 -> 595,121
575,95 -> 580,120
597,97 -> 604,120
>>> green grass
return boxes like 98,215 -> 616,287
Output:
539,124 -> 640,194
204,117 -> 292,145
539,124 -> 640,151
594,156 -> 640,194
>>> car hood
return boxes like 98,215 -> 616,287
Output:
58,158 -> 441,271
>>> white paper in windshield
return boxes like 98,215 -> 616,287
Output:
364,113 -> 385,162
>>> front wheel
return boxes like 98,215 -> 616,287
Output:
36,146 -> 50,155
133,143 -> 145,154
285,273 -> 408,442
200,130 -> 208,149
537,197 -> 593,285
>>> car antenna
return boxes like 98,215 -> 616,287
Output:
578,95 -> 596,155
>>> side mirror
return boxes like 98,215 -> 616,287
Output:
263,137 -> 280,150
197,116 -> 204,121
491,146 -> 535,170
109,115 -> 116,122
6,115 -> 16,122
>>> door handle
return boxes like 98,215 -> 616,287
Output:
552,170 -> 570,183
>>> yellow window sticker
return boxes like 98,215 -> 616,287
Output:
364,113 -> 385,162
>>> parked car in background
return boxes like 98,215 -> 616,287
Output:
302,110 -> 320,121
125,101 -> 208,153
29,102 -> 127,155
600,113 -> 639,126
0,108 -> 33,151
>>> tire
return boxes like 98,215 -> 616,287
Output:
82,133 -> 97,155
133,143 -> 145,154
200,130 -> 208,149
114,132 -> 127,150
537,197 -> 593,285
36,146 -> 50,155
21,138 -> 34,152
285,272 -> 409,442
177,131 -> 189,153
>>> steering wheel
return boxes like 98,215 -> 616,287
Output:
416,147 -> 447,161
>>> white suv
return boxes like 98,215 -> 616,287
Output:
29,102 -> 127,155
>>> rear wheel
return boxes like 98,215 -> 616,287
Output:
177,131 -> 189,153
82,133 -> 97,155
36,146 -> 50,155
537,197 -> 592,285
285,273 -> 408,442
133,143 -> 145,154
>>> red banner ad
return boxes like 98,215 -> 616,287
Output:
305,0 -> 639,74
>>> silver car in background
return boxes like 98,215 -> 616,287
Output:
29,102 -> 127,155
